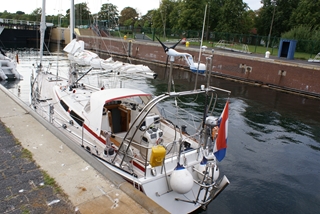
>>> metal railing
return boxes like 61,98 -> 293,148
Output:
0,18 -> 41,26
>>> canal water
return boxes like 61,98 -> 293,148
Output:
2,52 -> 320,214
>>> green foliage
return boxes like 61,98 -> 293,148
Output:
281,25 -> 320,54
140,10 -> 154,28
215,0 -> 250,33
123,19 -> 133,27
256,1 -> 276,36
282,25 -> 313,40
290,0 -> 320,29
150,8 -> 163,30
21,148 -> 33,160
21,205 -> 30,214
97,3 -> 119,29
42,170 -> 62,193
119,7 -> 138,26
143,20 -> 152,28
151,0 -> 253,39
152,0 -> 177,38
205,0 -> 222,32
1,0 -> 320,57
30,8 -> 42,16
65,3 -> 91,26
174,0 -> 207,31
255,0 -> 300,36
16,11 -> 25,15
5,126 -> 11,134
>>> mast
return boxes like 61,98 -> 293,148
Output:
39,0 -> 46,66
193,4 -> 207,90
70,0 -> 75,42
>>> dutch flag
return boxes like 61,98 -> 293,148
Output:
214,100 -> 229,162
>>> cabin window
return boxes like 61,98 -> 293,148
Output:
150,133 -> 157,139
142,136 -> 148,143
60,100 -> 69,112
70,110 -> 84,126
154,116 -> 160,124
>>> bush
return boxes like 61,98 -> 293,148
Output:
281,25 -> 320,54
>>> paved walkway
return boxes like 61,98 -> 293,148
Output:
0,85 -> 168,214
0,120 -> 77,213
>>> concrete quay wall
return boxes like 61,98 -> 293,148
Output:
79,35 -> 320,98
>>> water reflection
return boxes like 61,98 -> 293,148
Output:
0,79 -> 22,98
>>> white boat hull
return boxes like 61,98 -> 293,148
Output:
30,35 -> 231,213
0,54 -> 23,80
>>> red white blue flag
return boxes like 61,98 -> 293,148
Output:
214,101 -> 229,162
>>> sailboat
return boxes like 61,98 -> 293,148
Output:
63,38 -> 158,79
30,2 -> 231,213
63,3 -> 158,80
0,48 -> 23,81
0,25 -> 22,81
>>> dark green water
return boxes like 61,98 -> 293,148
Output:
147,66 -> 320,214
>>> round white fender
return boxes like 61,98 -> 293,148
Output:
170,163 -> 193,194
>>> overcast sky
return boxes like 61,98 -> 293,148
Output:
4,0 -> 262,16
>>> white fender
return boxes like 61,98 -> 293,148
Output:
170,163 -> 193,194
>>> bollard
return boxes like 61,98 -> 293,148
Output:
265,51 -> 270,58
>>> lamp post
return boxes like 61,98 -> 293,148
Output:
266,0 -> 276,51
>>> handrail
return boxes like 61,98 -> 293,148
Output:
0,18 -> 54,27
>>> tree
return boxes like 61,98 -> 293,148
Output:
274,0 -> 300,36
140,10 -> 155,28
214,0 -> 250,34
255,0 -> 300,37
173,0 -> 207,31
244,9 -> 257,34
29,8 -> 42,21
290,0 -> 320,29
157,0 -> 177,37
281,26 -> 320,54
0,10 -> 14,19
16,11 -> 25,15
150,8 -> 164,30
150,0 -> 254,39
97,3 -> 119,29
66,3 -> 91,27
167,0 -> 182,31
255,0 -> 276,36
119,7 -> 139,27
205,0 -> 223,34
